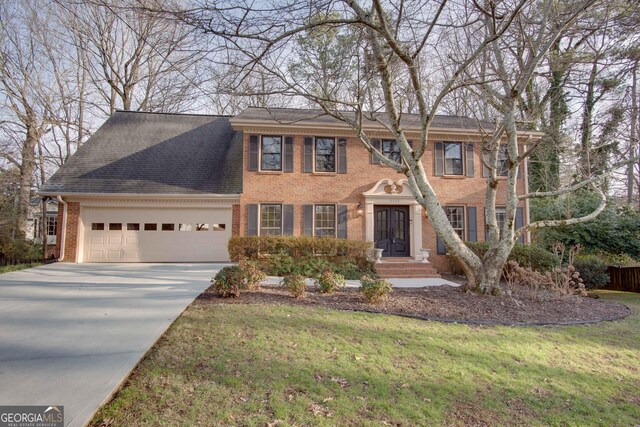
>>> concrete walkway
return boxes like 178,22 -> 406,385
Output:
0,263 -> 220,427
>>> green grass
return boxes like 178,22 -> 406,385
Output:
92,291 -> 640,426
0,263 -> 41,274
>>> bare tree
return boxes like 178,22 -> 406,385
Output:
145,0 -> 625,292
57,0 -> 207,114
0,2 -> 52,237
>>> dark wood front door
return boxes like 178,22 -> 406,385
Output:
374,205 -> 410,257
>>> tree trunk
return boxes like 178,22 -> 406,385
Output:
628,60 -> 638,205
580,61 -> 598,178
16,121 -> 40,238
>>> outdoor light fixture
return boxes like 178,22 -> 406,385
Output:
356,203 -> 364,217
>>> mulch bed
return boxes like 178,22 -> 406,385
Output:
195,284 -> 631,326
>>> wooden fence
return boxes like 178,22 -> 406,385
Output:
607,266 -> 640,293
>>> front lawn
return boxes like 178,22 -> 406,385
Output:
92,291 -> 640,426
0,263 -> 41,274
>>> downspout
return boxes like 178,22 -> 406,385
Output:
56,195 -> 67,261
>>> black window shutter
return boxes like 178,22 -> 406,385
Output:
371,139 -> 382,164
466,143 -> 475,177
303,204 -> 314,236
284,136 -> 294,172
337,138 -> 347,174
247,204 -> 258,236
483,207 -> 488,241
515,207 -> 524,243
283,204 -> 294,235
434,142 -> 444,176
436,235 -> 446,255
467,207 -> 477,242
337,205 -> 347,239
248,135 -> 259,171
303,137 -> 313,172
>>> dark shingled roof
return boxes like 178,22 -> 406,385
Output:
41,111 -> 242,195
232,107 -> 497,130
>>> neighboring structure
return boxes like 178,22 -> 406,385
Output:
26,198 -> 58,257
41,108 -> 540,273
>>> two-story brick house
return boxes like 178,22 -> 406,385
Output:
41,107 -> 539,274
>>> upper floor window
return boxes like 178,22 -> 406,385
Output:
261,136 -> 282,171
497,145 -> 509,176
315,204 -> 336,237
382,139 -> 401,163
444,142 -> 463,175
260,204 -> 282,236
445,206 -> 465,240
315,137 -> 335,172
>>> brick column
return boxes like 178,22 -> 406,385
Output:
63,202 -> 80,262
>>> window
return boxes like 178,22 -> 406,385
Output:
127,223 -> 140,231
144,223 -> 157,231
179,223 -> 192,231
109,223 -> 122,231
213,224 -> 226,231
34,218 -> 41,239
444,142 -> 463,175
315,204 -> 336,237
261,136 -> 282,170
196,223 -> 210,231
497,145 -> 509,176
91,223 -> 105,231
495,207 -> 507,234
445,206 -> 465,240
382,139 -> 401,163
46,216 -> 57,236
315,137 -> 335,172
260,204 -> 282,236
161,223 -> 175,231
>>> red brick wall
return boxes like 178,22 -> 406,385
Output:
62,202 -> 80,262
239,133 -> 528,273
232,204 -> 240,237
54,207 -> 64,259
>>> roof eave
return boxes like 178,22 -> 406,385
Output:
229,119 -> 544,139
37,191 -> 241,200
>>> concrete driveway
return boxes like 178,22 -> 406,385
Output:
0,263 -> 221,427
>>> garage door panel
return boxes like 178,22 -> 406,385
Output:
88,250 -> 104,261
82,206 -> 232,263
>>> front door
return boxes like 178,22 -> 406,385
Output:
374,205 -> 410,257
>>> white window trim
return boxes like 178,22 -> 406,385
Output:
259,135 -> 283,172
445,205 -> 466,241
258,203 -> 283,236
443,141 -> 465,176
313,136 -> 337,173
313,203 -> 337,237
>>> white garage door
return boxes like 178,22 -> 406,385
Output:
81,207 -> 231,262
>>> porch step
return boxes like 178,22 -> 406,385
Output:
375,261 -> 440,279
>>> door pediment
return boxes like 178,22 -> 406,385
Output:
363,178 -> 418,203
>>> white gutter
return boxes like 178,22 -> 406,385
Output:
56,195 -> 67,261
39,192 -> 240,200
